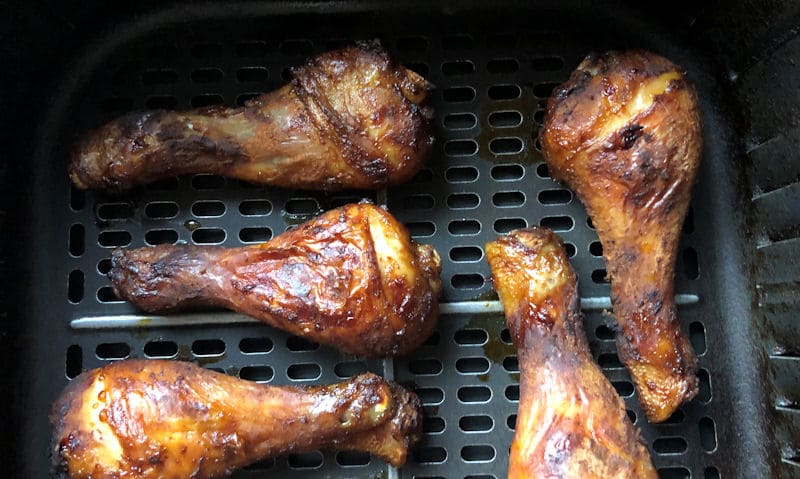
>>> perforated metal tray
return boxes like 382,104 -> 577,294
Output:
11,3 -> 757,478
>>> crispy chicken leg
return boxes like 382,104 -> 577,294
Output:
70,41 -> 433,191
109,202 -> 441,357
51,360 -> 422,479
486,228 -> 656,478
539,50 -> 701,422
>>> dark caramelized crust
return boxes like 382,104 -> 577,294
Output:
486,228 -> 656,479
540,50 -> 701,422
51,360 -> 422,479
109,202 -> 442,357
69,41 -> 433,191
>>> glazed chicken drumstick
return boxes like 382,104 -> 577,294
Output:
486,228 -> 656,479
51,360 -> 422,479
69,41 -> 433,191
540,50 -> 701,422
109,202 -> 441,357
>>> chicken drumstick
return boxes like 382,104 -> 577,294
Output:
539,50 -> 701,422
109,202 -> 441,357
486,228 -> 656,478
70,41 -> 433,191
51,360 -> 422,478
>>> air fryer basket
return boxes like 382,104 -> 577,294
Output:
3,1 -> 798,478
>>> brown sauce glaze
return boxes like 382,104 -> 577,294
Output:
51,360 -> 422,478
486,228 -> 656,479
540,50 -> 701,422
70,41 -> 433,192
109,202 -> 441,358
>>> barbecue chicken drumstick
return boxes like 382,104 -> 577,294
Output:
70,41 -> 433,191
539,50 -> 701,422
109,202 -> 441,357
51,360 -> 422,479
486,228 -> 656,479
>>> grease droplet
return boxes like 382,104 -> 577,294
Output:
184,220 -> 201,231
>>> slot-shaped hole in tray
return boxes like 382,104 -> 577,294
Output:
461,444 -> 495,462
286,363 -> 321,380
416,387 -> 444,405
239,365 -> 274,383
458,386 -> 491,403
68,270 -> 84,303
454,328 -> 488,345
446,166 -> 479,183
414,446 -> 447,464
491,163 -> 524,180
336,451 -> 370,466
487,58 -> 519,73
144,341 -> 178,358
287,450 -> 323,469
334,360 -> 367,378
239,337 -> 273,354
450,246 -> 483,262
423,416 -> 446,434
460,415 -> 493,432
488,110 -> 523,128
444,112 -> 477,130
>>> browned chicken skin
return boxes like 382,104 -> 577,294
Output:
109,202 -> 442,357
51,360 -> 422,479
539,50 -> 701,422
69,41 -> 433,191
486,228 -> 656,479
